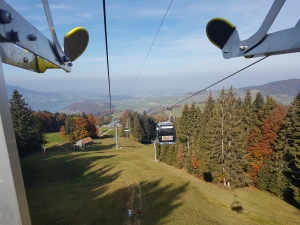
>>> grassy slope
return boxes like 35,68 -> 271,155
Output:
21,133 -> 300,225
160,104 -> 205,118
45,132 -> 65,147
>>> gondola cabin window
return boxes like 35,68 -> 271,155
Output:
156,122 -> 176,144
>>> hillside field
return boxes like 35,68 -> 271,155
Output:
20,133 -> 300,225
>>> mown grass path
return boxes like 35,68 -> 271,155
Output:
21,135 -> 300,225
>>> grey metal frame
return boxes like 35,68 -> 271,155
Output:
219,0 -> 300,59
0,0 -> 71,71
0,54 -> 31,224
0,0 -> 78,224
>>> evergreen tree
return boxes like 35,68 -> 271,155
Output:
141,112 -> 156,141
207,89 -> 227,183
190,105 -> 203,175
223,87 -> 250,188
185,102 -> 201,172
9,90 -> 47,156
177,104 -> 191,144
253,92 -> 265,114
260,95 -> 277,121
204,88 -> 250,188
131,112 -> 143,142
200,91 -> 215,173
176,104 -> 191,168
241,90 -> 254,133
252,92 -> 265,140
274,93 -> 300,205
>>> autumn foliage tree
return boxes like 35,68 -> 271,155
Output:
60,113 -> 98,141
33,111 -> 66,132
247,104 -> 288,183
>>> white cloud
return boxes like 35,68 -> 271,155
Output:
36,3 -> 72,10
78,13 -> 93,19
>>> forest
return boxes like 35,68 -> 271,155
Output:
10,88 -> 300,208
9,90 -> 108,155
124,87 -> 300,208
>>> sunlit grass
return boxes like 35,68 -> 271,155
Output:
45,132 -> 65,147
99,126 -> 111,133
21,133 -> 300,225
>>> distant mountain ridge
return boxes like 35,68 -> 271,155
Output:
6,78 -> 300,113
5,84 -> 132,112
239,79 -> 300,97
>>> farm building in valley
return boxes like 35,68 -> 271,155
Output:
75,137 -> 93,149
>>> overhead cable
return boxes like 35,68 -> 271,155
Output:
128,0 -> 174,96
102,0 -> 112,111
170,56 -> 269,108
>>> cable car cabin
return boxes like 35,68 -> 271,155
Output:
156,122 -> 176,144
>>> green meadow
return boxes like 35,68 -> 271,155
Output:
20,133 -> 300,225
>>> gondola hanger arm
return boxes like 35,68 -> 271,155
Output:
206,0 -> 300,59
42,0 -> 67,64
242,0 -> 285,52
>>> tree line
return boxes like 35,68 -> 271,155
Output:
9,90 -> 102,156
153,87 -> 299,207
121,109 -> 157,143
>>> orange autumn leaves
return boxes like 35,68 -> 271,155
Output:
60,114 -> 98,141
247,105 -> 288,182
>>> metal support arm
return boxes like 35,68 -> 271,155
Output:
0,0 -> 71,72
207,0 -> 300,59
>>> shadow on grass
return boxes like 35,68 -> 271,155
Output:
21,147 -> 122,225
22,152 -> 118,188
140,179 -> 189,225
98,134 -> 114,139
231,195 -> 243,213
51,142 -> 117,152
21,143 -> 189,225
73,179 -> 190,225
83,143 -> 116,152
203,172 -> 213,182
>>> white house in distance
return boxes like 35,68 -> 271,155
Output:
75,137 -> 93,149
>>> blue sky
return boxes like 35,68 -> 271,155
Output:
3,0 -> 300,95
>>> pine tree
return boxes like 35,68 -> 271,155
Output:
253,92 -> 265,114
223,87 -> 250,188
185,102 -> 201,172
201,91 -> 215,173
273,93 -> 300,205
207,89 -> 226,183
131,112 -> 143,142
9,90 -> 47,156
260,95 -> 277,121
140,112 -> 156,141
176,104 -> 191,168
177,104 -> 191,144
252,92 -> 265,140
241,90 -> 254,133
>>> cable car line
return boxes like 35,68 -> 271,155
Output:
128,0 -> 174,96
155,55 -> 267,145
169,56 -> 269,109
102,0 -> 112,111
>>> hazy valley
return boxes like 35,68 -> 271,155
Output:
6,78 -> 300,114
